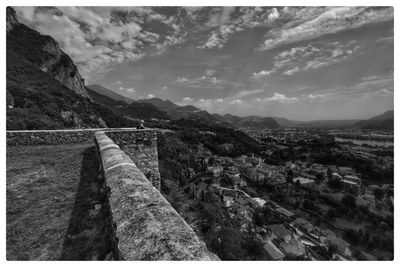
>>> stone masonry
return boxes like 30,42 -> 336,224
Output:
95,131 -> 219,260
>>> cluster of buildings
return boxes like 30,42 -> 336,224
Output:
205,154 -> 287,189
245,129 -> 334,145
258,201 -> 352,260
213,182 -> 353,261
284,160 -> 364,196
189,147 -> 391,260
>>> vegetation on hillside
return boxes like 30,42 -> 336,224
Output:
6,51 -> 127,130
157,131 -> 267,260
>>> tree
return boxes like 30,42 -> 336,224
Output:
342,194 -> 356,209
328,178 -> 343,190
286,169 -> 294,183
242,234 -> 265,259
253,208 -> 266,226
344,229 -> 360,245
327,168 -> 333,180
373,188 -> 385,202
211,226 -> 243,260
316,173 -> 324,184
325,208 -> 338,219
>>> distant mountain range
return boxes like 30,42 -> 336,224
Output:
87,84 -> 134,104
87,85 -> 393,130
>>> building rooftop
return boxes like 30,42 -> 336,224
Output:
275,207 -> 295,217
264,242 -> 285,260
268,224 -> 292,241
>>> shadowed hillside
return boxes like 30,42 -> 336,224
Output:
353,110 -> 394,130
6,7 -> 128,130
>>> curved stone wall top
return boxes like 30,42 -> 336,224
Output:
95,131 -> 219,261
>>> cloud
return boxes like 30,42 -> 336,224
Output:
177,97 -> 226,109
376,36 -> 394,44
197,7 -> 269,49
162,86 -> 168,90
230,89 -> 264,99
14,6 -> 185,81
304,72 -> 393,100
178,89 -> 262,110
197,31 -> 224,49
147,94 -> 155,98
197,7 -> 392,51
283,67 -> 300,76
260,7 -> 393,50
197,98 -> 221,108
205,69 -> 216,77
176,77 -> 189,83
206,7 -> 234,27
272,40 -> 358,76
229,99 -> 245,105
268,8 -> 280,22
182,97 -> 193,103
174,74 -> 228,89
252,70 -> 274,79
307,94 -> 325,99
118,86 -> 136,93
15,6 -> 36,20
256,93 -> 298,103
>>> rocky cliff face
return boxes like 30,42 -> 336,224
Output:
6,7 -> 18,32
40,40 -> 93,101
6,7 -> 93,101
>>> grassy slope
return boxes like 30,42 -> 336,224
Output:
6,143 -> 111,260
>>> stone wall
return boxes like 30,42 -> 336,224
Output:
95,131 -> 219,260
6,128 -> 160,189
106,130 -> 160,190
6,129 -> 100,146
6,128 -> 132,146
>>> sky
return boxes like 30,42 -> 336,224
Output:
14,6 -> 394,120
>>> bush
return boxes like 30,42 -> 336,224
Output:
342,194 -> 356,209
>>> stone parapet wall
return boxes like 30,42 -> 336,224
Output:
95,131 -> 219,260
6,128 -> 132,146
106,130 -> 160,190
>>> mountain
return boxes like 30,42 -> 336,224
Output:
272,117 -> 302,127
173,105 -> 200,113
87,88 -> 171,120
367,110 -> 394,121
6,7 -> 127,130
87,84 -> 134,104
86,83 -> 393,131
353,110 -> 394,130
138,98 -> 180,112
137,98 -> 231,125
7,7 -> 92,101
295,119 -> 361,129
223,114 -> 281,129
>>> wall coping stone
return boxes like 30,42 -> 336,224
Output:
95,131 -> 219,261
